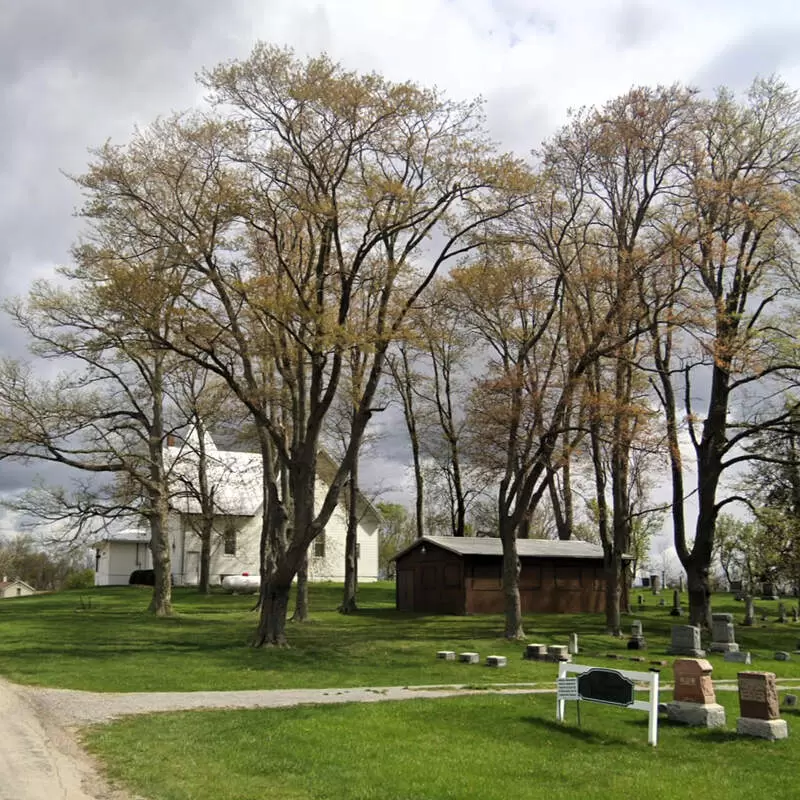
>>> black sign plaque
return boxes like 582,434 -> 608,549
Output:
577,668 -> 635,707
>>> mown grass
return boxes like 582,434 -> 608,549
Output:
84,691 -> 800,800
0,583 -> 798,692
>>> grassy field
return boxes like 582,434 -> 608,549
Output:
0,583 -> 798,692
84,691 -> 800,800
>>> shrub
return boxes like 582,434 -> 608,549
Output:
63,568 -> 96,590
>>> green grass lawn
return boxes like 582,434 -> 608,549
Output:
84,691 -> 800,800
0,583 -> 798,692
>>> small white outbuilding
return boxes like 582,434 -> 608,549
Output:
0,578 -> 37,598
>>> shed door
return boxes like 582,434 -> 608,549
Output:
397,570 -> 414,611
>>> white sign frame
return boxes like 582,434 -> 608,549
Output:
556,662 -> 661,747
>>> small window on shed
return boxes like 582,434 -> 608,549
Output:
224,526 -> 237,556
313,534 -> 326,559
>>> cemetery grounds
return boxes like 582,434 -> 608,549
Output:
1,583 -> 799,800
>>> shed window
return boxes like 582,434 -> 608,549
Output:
224,527 -> 237,556
313,534 -> 326,559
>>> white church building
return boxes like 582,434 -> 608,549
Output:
94,433 -> 381,587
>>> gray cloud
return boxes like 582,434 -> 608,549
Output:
693,25 -> 800,92
0,0 -> 254,300
612,1 -> 656,50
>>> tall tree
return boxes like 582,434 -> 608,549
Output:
387,342 -> 426,539
649,78 -> 800,626
76,47 -> 528,644
0,249 -> 188,615
543,85 -> 695,634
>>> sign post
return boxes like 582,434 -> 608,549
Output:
556,662 -> 660,746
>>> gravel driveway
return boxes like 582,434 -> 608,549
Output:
0,677 -> 545,800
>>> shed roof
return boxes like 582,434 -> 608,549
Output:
394,535 -> 616,561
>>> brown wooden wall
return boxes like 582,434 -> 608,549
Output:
396,546 -> 465,614
464,556 -> 611,614
395,545 -> 624,615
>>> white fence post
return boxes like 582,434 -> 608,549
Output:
556,660 -> 568,722
648,669 -> 659,747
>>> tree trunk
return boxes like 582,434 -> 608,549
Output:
500,519 -> 524,639
147,498 -> 172,617
146,360 -> 172,617
199,520 -> 212,595
292,553 -> 309,622
195,414 -> 213,595
254,578 -> 292,646
686,559 -> 712,630
390,346 -> 425,539
340,464 -> 359,614
604,553 -> 622,636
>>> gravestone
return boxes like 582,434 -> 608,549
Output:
709,612 -> 739,653
568,633 -> 579,656
761,582 -> 779,601
650,575 -> 661,594
659,598 -> 666,607
627,619 -> 646,650
459,652 -> 480,664
436,650 -> 456,661
724,651 -> 752,664
784,694 -> 798,708
774,651 -> 791,661
729,579 -> 744,600
678,575 -> 684,592
666,658 -> 726,727
743,596 -> 755,627
669,589 -> 683,617
736,671 -> 788,740
778,603 -> 787,624
668,624 -> 706,657
638,594 -> 644,607
486,655 -> 507,668
547,644 -> 570,662
793,607 -> 799,623
524,643 -> 547,661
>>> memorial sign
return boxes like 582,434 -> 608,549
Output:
578,668 -> 635,707
556,662 -> 661,746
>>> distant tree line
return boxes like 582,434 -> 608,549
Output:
0,535 -> 92,591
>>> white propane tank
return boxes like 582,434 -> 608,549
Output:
221,574 -> 260,594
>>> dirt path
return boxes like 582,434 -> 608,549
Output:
0,678 -> 546,800
0,678 -> 131,800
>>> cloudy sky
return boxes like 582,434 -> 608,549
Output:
1,0 -> 800,539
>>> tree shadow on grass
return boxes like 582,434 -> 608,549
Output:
521,715 -> 631,746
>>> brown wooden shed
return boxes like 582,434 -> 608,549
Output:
393,536 -> 626,615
